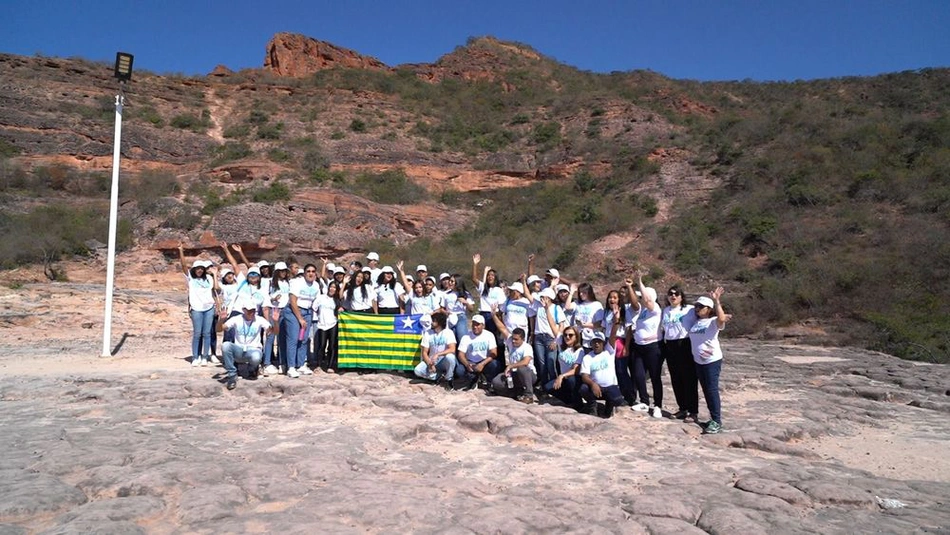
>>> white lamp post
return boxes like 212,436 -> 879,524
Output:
102,52 -> 133,357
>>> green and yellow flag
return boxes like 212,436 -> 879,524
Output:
337,312 -> 423,370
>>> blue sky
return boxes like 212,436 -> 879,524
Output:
2,0 -> 948,81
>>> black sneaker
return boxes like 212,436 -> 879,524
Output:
226,378 -> 236,390
672,409 -> 689,420
461,377 -> 478,391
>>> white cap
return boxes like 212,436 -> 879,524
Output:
539,288 -> 556,300
508,282 -> 525,295
381,266 -> 395,274
247,267 -> 261,276
361,267 -> 372,273
327,262 -> 336,271
406,275 -> 414,282
257,260 -> 270,268
367,252 -> 380,261
643,287 -> 657,302
556,283 -> 570,293
194,260 -> 212,268
439,272 -> 451,281
220,268 -> 233,278
419,314 -> 432,330
580,328 -> 594,348
416,265 -> 427,272
296,268 -> 305,275
274,261 -> 288,271
526,275 -> 542,284
471,314 -> 486,324
425,276 -> 437,284
695,296 -> 715,308
333,266 -> 346,274
546,268 -> 560,278
591,331 -> 606,342
238,297 -> 257,311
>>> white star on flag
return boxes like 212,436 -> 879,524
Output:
401,316 -> 415,330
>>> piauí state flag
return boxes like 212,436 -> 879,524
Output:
337,312 -> 423,370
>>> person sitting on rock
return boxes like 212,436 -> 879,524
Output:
578,330 -> 626,417
413,312 -> 457,388
455,314 -> 500,390
489,304 -> 537,404
543,325 -> 583,408
217,297 -> 272,390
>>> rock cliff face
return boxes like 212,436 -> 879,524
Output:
263,32 -> 389,77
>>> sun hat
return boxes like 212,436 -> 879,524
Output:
546,268 -> 560,278
695,296 -> 715,308
247,268 -> 261,276
539,288 -> 556,300
555,283 -> 570,293
333,266 -> 346,274
381,266 -> 395,274
273,261 -> 288,271
526,275 -> 542,284
439,272 -> 451,281
367,252 -> 380,261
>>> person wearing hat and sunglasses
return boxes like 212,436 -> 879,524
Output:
366,252 -> 382,285
689,287 -> 730,435
578,329 -> 626,417
217,297 -> 272,389
178,244 -> 220,367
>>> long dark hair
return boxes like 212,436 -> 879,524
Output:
376,270 -> 397,290
327,280 -> 342,308
453,274 -> 471,299
189,265 -> 210,280
346,272 -> 369,302
604,290 -> 626,323
667,285 -> 688,310
577,282 -> 597,304
481,269 -> 499,296
270,266 -> 289,293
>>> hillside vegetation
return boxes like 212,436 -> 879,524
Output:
0,37 -> 947,362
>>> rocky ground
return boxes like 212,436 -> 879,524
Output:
0,270 -> 948,534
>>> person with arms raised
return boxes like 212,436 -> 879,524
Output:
689,287 -> 731,435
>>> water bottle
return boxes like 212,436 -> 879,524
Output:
506,373 -> 514,389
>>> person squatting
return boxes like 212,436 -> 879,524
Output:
179,244 -> 731,434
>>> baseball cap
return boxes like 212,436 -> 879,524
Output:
591,331 -> 606,342
539,288 -> 556,300
526,275 -> 542,284
416,264 -> 428,272
508,282 -> 525,295
439,272 -> 451,281
471,315 -> 485,324
274,261 -> 288,271
367,252 -> 380,261
695,296 -> 715,308
555,283 -> 570,293
546,268 -> 560,278
333,267 -> 346,274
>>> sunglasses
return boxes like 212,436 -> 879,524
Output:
564,333 -> 576,338
668,291 -> 680,297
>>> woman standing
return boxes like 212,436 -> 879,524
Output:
604,289 -> 636,405
312,280 -> 343,372
661,285 -> 698,421
178,244 -> 219,367
375,266 -> 405,314
472,254 -> 507,336
397,261 -> 444,315
342,269 -> 378,313
572,282 -> 604,332
281,263 -> 320,378
532,287 -> 565,387
444,274 -> 474,343
625,272 -> 664,418
262,261 -> 290,376
689,287 -> 730,434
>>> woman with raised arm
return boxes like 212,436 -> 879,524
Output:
661,285 -> 698,422
604,288 -> 636,405
397,261 -> 440,315
375,266 -> 405,314
472,254 -> 507,335
689,287 -> 730,435
178,243 -> 219,367
625,271 -> 664,418
342,268 -> 377,313
445,274 -> 474,343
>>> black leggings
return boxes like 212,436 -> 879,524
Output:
662,338 -> 698,414
313,326 -> 339,371
630,341 -> 664,408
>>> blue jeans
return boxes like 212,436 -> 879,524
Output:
544,374 -> 580,406
452,313 -> 469,343
532,333 -> 558,385
414,354 -> 458,381
578,383 -> 625,417
222,342 -> 262,379
280,308 -> 311,370
455,359 -> 502,385
263,307 -> 283,367
696,359 -> 722,424
190,308 -> 214,359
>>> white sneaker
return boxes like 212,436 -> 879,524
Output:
263,365 -> 279,376
286,367 -> 300,379
200,358 -> 209,367
191,358 -> 202,367
631,403 -> 649,412
209,355 -> 221,365
651,406 -> 663,418
298,366 -> 313,376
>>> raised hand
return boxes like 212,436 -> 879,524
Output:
396,260 -> 404,271
231,244 -> 242,253
710,286 -> 724,301
527,253 -> 535,262
472,253 -> 481,264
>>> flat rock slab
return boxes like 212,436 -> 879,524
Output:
0,338 -> 948,533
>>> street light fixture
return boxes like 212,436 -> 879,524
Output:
102,52 -> 133,357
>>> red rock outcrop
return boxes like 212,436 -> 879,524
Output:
263,32 -> 389,77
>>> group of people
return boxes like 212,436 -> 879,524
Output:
179,245 -> 730,434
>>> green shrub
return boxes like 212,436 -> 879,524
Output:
532,121 -> 561,146
0,139 -> 20,159
350,119 -> 367,132
170,112 -> 210,132
257,122 -> 284,140
211,142 -> 252,166
342,169 -> 426,205
251,182 -> 291,203
223,124 -> 250,139
122,169 -> 180,214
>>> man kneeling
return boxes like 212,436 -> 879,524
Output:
579,330 -> 626,417
217,298 -> 272,390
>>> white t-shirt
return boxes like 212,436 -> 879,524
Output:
534,302 -> 564,337
574,301 -> 605,330
267,279 -> 290,309
633,303 -> 662,345
346,286 -> 377,311
237,283 -> 267,312
689,317 -> 724,364
661,305 -> 696,341
580,345 -> 618,388
604,304 -> 635,339
224,315 -> 271,350
503,297 -> 532,333
219,274 -> 244,311
477,282 -> 507,312
504,337 -> 536,373
444,292 -> 471,315
405,292 -> 443,316
556,346 -> 582,375
290,278 -> 321,309
421,328 -> 457,360
312,293 -> 339,330
457,331 -> 497,364
375,283 -> 405,309
185,274 -> 216,312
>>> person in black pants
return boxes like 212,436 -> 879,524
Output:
660,285 -> 699,421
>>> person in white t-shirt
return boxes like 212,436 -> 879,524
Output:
366,252 -> 382,286
281,263 -> 321,378
490,305 -> 537,403
217,297 -> 272,390
262,262 -> 291,376
178,244 -> 220,367
543,325 -> 583,408
689,287 -> 730,435
397,261 -> 445,316
454,314 -> 500,389
342,269 -> 377,313
624,272 -> 664,418
472,253 -> 507,340
572,282 -> 605,332
531,287 -> 566,388
374,266 -> 405,314
444,274 -> 474,343
660,285 -> 699,422
604,288 -> 637,405
312,280 -> 343,372
414,312 -> 458,387
578,331 -> 626,417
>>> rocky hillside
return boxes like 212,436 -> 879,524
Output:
0,33 -> 948,361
